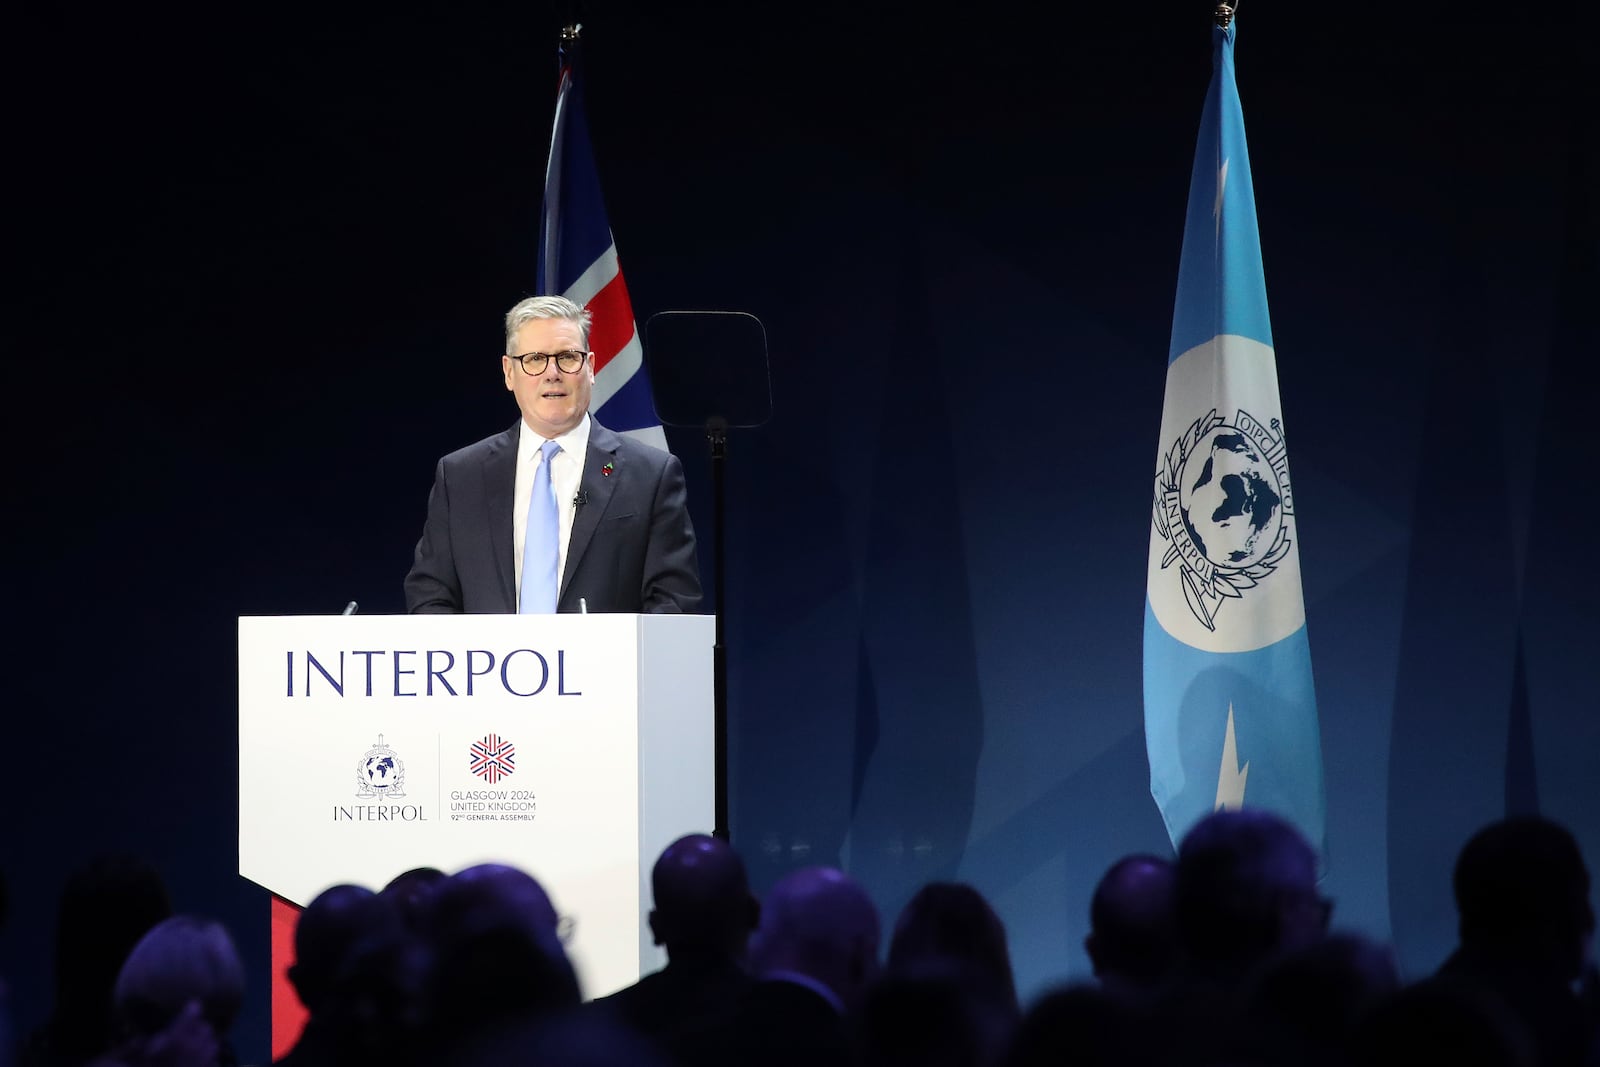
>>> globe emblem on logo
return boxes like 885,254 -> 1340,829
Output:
1152,407 -> 1295,633
366,755 -> 399,787
355,735 -> 407,798
1177,427 -> 1285,571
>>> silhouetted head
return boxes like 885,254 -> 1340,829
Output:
1453,815 -> 1594,979
112,915 -> 245,1040
315,922 -> 432,1063
750,866 -> 880,1013
887,882 -> 1018,1014
1247,932 -> 1400,1064
424,863 -> 578,1030
1085,854 -> 1177,991
46,853 -> 173,1051
441,863 -> 562,936
380,866 -> 448,931
1176,809 -> 1327,975
289,883 -> 400,1016
647,833 -> 758,961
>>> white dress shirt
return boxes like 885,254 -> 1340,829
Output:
512,413 -> 591,597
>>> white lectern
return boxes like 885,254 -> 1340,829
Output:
238,612 -> 714,1000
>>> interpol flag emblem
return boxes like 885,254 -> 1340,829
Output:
469,734 -> 516,784
1142,16 -> 1325,852
1153,404 -> 1295,633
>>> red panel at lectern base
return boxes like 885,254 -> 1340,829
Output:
270,896 -> 308,1060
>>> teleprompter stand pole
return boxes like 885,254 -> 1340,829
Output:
709,416 -> 730,841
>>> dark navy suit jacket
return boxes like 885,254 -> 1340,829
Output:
404,418 -> 702,614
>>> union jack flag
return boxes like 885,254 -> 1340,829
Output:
470,733 -> 516,784
538,28 -> 666,451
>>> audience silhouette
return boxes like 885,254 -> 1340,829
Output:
421,861 -> 579,1059
1244,931 -> 1400,1066
1001,982 -> 1154,1067
9,812 -> 1596,1067
23,855 -> 172,1067
1151,807 -> 1333,1063
104,915 -> 245,1067
1432,816 -> 1597,1066
1084,853 -> 1177,998
715,865 -> 880,1067
1174,807 -> 1329,983
873,881 -> 1019,1066
589,833 -> 758,1064
377,866 -> 446,933
274,883 -> 409,1067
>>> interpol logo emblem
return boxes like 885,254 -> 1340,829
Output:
470,734 -> 515,784
1152,407 -> 1294,632
355,735 -> 407,799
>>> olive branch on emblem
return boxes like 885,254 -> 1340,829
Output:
1153,409 -> 1223,543
1209,524 -> 1292,596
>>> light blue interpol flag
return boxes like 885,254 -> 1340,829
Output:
1143,17 -> 1326,852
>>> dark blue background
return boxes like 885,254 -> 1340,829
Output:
7,3 -> 1595,1062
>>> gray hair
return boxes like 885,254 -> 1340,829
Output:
505,295 -> 592,354
113,914 -> 246,1036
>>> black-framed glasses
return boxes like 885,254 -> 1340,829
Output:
513,349 -> 590,374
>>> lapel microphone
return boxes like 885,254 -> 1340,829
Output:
573,491 -> 588,508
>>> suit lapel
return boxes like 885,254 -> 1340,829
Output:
561,420 -> 621,603
484,421 -> 520,611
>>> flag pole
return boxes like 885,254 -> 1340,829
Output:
544,20 -> 730,842
1143,0 -> 1327,850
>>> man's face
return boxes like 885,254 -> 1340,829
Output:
502,317 -> 594,439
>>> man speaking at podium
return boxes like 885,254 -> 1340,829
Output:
404,295 -> 702,615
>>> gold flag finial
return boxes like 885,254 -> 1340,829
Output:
1213,3 -> 1234,28
561,22 -> 583,43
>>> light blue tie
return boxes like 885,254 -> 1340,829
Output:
519,439 -> 561,613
